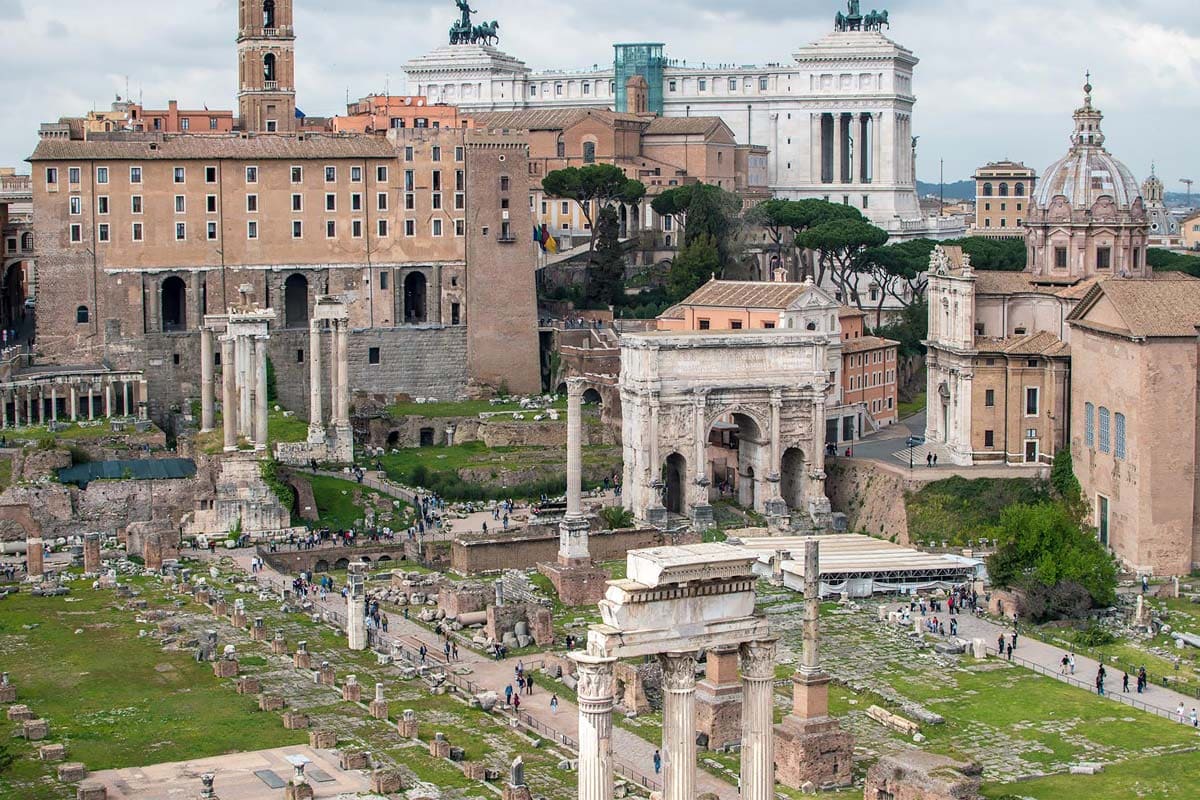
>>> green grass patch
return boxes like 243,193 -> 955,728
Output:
906,475 -> 1050,546
0,453 -> 11,490
898,391 -> 927,419
387,398 -> 567,419
981,749 -> 1200,799
301,473 -> 413,530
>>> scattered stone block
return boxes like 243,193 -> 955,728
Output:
229,610 -> 247,628
0,684 -> 14,703
342,675 -> 361,703
156,620 -> 180,636
339,751 -> 370,770
271,634 -> 288,655
76,782 -> 107,800
212,659 -> 239,678
370,769 -> 406,793
429,732 -> 451,758
461,761 -> 487,780
23,718 -> 50,740
39,743 -> 67,761
867,705 -> 921,736
284,783 -> 314,800
317,662 -> 336,686
281,711 -> 309,730
7,704 -> 34,721
309,729 -> 337,749
250,617 -> 268,641
396,709 -> 419,738
259,693 -> 286,712
235,677 -> 261,695
57,762 -> 88,782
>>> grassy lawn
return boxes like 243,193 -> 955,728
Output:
300,473 -> 413,530
387,398 -> 566,419
195,407 -> 308,455
0,581 -> 305,797
898,391 -> 926,419
2,421 -> 162,446
905,475 -> 1049,546
980,751 -> 1200,799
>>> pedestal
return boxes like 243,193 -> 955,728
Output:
690,504 -> 714,531
695,648 -> 742,750
774,673 -> 853,789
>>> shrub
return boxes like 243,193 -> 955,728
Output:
1073,622 -> 1117,648
599,506 -> 634,530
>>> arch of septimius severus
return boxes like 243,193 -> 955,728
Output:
619,329 -> 833,532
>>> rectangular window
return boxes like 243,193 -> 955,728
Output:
1025,386 -> 1039,416
352,219 -> 363,238
247,194 -> 258,213
730,320 -> 743,329
324,220 -> 335,238
292,220 -> 303,239
984,430 -> 994,447
499,175 -> 510,191
174,167 -> 185,183
405,170 -> 415,191
455,218 -> 465,236
698,319 -> 711,330
210,117 -> 219,130
67,166 -> 81,184
97,223 -> 110,243
175,222 -> 186,241
454,192 -> 464,210
46,167 -> 59,185
1096,247 -> 1111,270
432,146 -> 441,162
1085,402 -> 1095,448
324,166 -> 337,182
132,222 -> 144,242
291,194 -> 302,212
206,221 -> 218,240
206,195 -> 217,214
432,171 -> 442,191
728,77 -> 737,91
759,77 -> 768,90
456,170 -> 465,191
246,166 -> 258,183
130,166 -> 143,184
205,166 -> 217,183
175,195 -> 186,213
432,193 -> 442,210
454,146 -> 464,162
181,118 -> 190,131
368,347 -> 381,365
378,219 -> 389,237
432,219 -> 443,237
97,196 -> 109,215
1099,407 -> 1111,453
379,272 -> 389,290
70,223 -> 82,242
377,192 -> 388,211
404,146 -> 414,162
349,166 -> 363,183
247,220 -> 258,239
326,193 -> 336,212
1115,412 -> 1126,460
128,195 -> 142,215
1097,494 -> 1109,546
96,166 -> 109,184
291,166 -> 303,183
405,193 -> 415,210
405,219 -> 415,237
351,193 -> 362,211
985,388 -> 995,407
1054,246 -> 1068,268
376,165 -> 388,182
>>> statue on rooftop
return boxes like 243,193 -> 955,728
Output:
450,0 -> 500,45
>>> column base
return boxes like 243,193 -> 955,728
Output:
537,560 -> 609,607
645,504 -> 668,528
774,714 -> 854,790
690,504 -> 714,531
764,497 -> 789,518
307,423 -> 327,445
695,679 -> 742,750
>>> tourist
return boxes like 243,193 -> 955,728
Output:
451,641 -> 459,661
512,693 -> 520,712
526,673 -> 534,695
381,613 -> 388,632
419,644 -> 427,663
933,454 -> 938,466
926,453 -> 933,468
1190,708 -> 1198,728
1068,653 -> 1075,675
505,684 -> 513,705
997,634 -> 1005,654
1142,574 -> 1150,594
1010,631 -> 1018,651
653,750 -> 661,775
1122,672 -> 1129,693
1005,642 -> 1013,661
444,641 -> 451,661
1060,654 -> 1069,675
1178,702 -> 1187,723
550,693 -> 559,714
1096,671 -> 1105,696
517,675 -> 525,695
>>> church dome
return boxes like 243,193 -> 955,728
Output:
1032,80 -> 1141,211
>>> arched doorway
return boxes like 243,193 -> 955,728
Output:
386,431 -> 401,449
284,274 -> 309,328
419,427 -> 435,447
404,272 -> 428,324
314,559 -> 330,572
663,453 -> 686,514
2,262 -> 26,332
707,412 -> 766,512
582,388 -> 602,406
161,276 -> 187,332
618,205 -> 629,238
334,558 -> 349,570
781,447 -> 806,510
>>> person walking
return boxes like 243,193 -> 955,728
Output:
1005,642 -> 1013,661
1190,708 -> 1198,728
1122,672 -> 1130,693
1096,670 -> 1105,696
1178,702 -> 1187,723
926,452 -> 933,468
1068,653 -> 1076,675
653,750 -> 662,775
997,633 -> 1005,654
505,684 -> 514,706
525,672 -> 534,695
1060,654 -> 1069,675
550,693 -> 559,714
512,693 -> 521,712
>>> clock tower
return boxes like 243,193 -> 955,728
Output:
238,0 -> 297,132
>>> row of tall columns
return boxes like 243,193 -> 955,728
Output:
219,330 -> 269,452
200,326 -> 215,432
306,317 -> 350,441
573,644 -> 777,800
0,380 -> 144,428
819,111 -> 880,185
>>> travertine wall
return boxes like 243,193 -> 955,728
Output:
450,525 -> 692,575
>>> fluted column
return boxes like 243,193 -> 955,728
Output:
660,651 -> 697,800
255,335 -> 269,451
571,653 -> 616,800
308,319 -> 324,438
832,113 -> 843,184
69,385 -> 77,422
221,336 -> 237,452
200,326 -> 215,432
104,382 -> 113,418
335,320 -> 350,426
239,334 -> 253,438
50,387 -> 57,423
740,639 -> 778,800
328,322 -> 340,428
565,378 -> 584,518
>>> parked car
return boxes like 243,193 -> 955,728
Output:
905,435 -> 925,447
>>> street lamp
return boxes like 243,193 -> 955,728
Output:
909,439 -> 914,471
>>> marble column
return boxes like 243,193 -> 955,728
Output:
138,380 -> 149,420
24,389 -> 30,426
25,536 -> 43,579
50,387 -> 57,423
347,562 -> 367,651
692,392 -> 708,486
571,653 -> 616,800
847,113 -> 857,185
740,639 -> 778,800
832,113 -> 843,184
559,378 -> 590,564
82,532 -> 102,575
221,336 -> 237,452
87,387 -> 95,420
105,381 -> 113,418
335,320 -> 350,427
1,393 -> 7,428
308,319 -> 324,438
69,385 -> 77,422
255,335 -> 269,451
200,327 -> 215,432
239,334 -> 253,438
328,322 -> 341,426
660,651 -> 697,800
124,381 -> 133,418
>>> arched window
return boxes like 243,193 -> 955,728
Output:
263,0 -> 276,28
283,273 -> 309,328
76,305 -> 89,324
999,182 -> 1009,197
556,135 -> 565,158
1084,402 -> 1094,449
1014,182 -> 1025,196
1098,407 -> 1110,454
20,232 -> 33,251
264,53 -> 277,83
161,276 -> 187,332
404,272 -> 428,324
982,182 -> 993,197
582,141 -> 596,164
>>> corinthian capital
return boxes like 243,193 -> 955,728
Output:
740,639 -> 778,680
659,651 -> 698,692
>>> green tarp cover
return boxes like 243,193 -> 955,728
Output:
58,458 -> 197,487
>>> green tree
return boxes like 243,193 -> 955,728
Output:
873,297 -> 928,358
587,206 -> 624,307
668,234 -> 721,301
858,239 -> 935,327
682,183 -> 743,269
542,164 -> 646,253
651,184 -> 696,236
1050,446 -> 1087,521
987,501 -> 1117,618
797,219 -> 888,309
1148,247 -> 1200,276
945,236 -> 1026,271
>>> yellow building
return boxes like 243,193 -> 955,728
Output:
973,161 -> 1035,238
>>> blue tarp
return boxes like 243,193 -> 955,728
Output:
58,458 -> 197,487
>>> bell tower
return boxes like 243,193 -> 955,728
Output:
238,0 -> 297,132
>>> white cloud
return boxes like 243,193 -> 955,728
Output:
0,0 -> 1194,190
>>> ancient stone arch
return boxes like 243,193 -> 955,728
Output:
0,504 -> 39,542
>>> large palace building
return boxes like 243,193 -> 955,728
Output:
404,2 -> 964,240
21,0 -> 540,426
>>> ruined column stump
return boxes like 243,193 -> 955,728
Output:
396,709 -> 419,738
309,729 -> 337,749
339,751 -> 370,770
281,711 -> 309,730
370,770 -> 406,793
212,659 -> 239,679
317,662 -> 336,686
23,718 -> 50,741
341,675 -> 362,703
76,783 -> 107,800
271,633 -> 288,655
235,677 -> 261,695
696,647 -> 743,750
258,693 -> 286,712
57,762 -> 88,782
429,733 -> 451,758
39,743 -> 67,761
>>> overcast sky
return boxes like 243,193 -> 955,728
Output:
1,0 -> 1196,188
